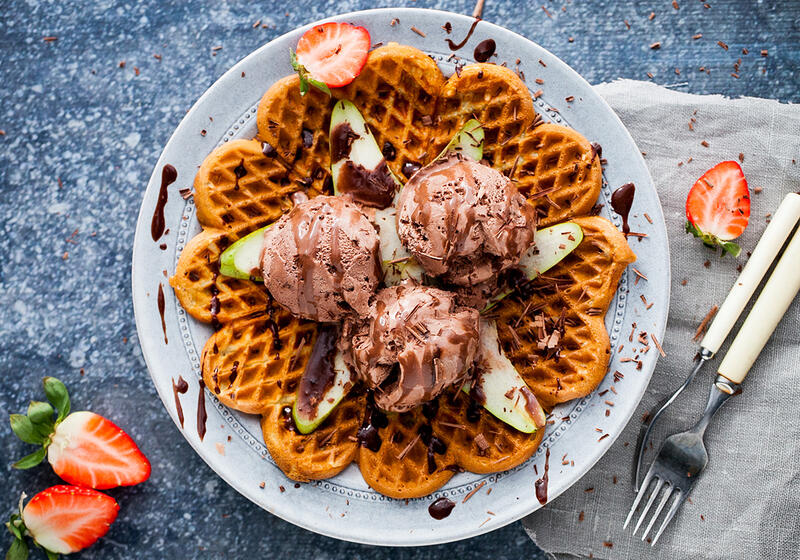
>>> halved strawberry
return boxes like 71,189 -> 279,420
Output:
292,22 -> 370,94
6,485 -> 119,556
10,377 -> 151,490
685,160 -> 750,257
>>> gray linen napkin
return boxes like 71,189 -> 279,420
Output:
523,79 -> 800,559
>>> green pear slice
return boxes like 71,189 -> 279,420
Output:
374,205 -> 424,285
330,99 -> 401,196
463,319 -> 546,433
218,225 -> 270,280
292,346 -> 355,435
483,221 -> 583,312
436,118 -> 484,162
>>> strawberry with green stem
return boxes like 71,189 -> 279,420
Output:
685,160 -> 750,257
291,22 -> 370,95
9,377 -> 150,490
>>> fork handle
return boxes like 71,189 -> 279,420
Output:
701,193 -> 800,354
718,222 -> 800,384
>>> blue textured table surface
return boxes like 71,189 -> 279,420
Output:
1,1 -> 797,558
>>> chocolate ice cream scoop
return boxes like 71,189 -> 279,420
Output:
348,282 -> 480,412
396,154 -> 536,286
260,195 -> 382,322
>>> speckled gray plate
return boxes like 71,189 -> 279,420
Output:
132,8 -> 669,546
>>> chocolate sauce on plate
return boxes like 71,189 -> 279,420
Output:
535,448 -> 550,505
473,39 -> 496,62
172,376 -> 189,428
446,18 -> 481,51
611,182 -> 636,234
428,497 -> 456,519
197,379 -> 208,441
295,325 -> 339,419
157,283 -> 168,345
151,164 -> 177,242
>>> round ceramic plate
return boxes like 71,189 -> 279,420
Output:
132,8 -> 669,546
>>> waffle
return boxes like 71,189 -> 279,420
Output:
356,404 -> 456,498
332,43 -> 445,180
200,311 -> 317,414
170,228 -> 271,324
493,216 -> 635,409
510,124 -> 603,226
168,45 -> 636,498
261,395 -> 365,481
433,390 -> 545,474
256,76 -> 333,195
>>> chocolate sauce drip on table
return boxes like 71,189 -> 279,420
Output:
401,161 -> 421,179
233,159 -> 247,190
446,18 -> 481,51
611,182 -> 636,234
295,325 -> 340,419
151,164 -> 177,242
357,396 -> 389,452
428,497 -> 456,520
535,448 -> 550,505
157,283 -> 168,345
172,376 -> 189,428
197,379 -> 208,441
473,39 -> 496,62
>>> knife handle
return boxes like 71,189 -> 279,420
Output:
717,223 -> 800,384
701,193 -> 800,354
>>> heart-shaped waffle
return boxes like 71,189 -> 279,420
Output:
170,42 -> 635,498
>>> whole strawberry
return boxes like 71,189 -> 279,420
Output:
685,160 -> 750,257
10,377 -> 150,489
6,485 -> 119,559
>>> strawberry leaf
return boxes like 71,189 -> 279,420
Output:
13,447 -> 47,470
685,221 -> 741,257
720,241 -> 741,258
26,402 -> 53,425
42,378 -> 70,423
290,49 -> 331,97
44,549 -> 57,560
5,537 -> 28,560
9,415 -> 45,445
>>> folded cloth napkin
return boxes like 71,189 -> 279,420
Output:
523,79 -> 800,560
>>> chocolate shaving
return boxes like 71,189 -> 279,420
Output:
651,333 -> 666,357
693,305 -> 718,341
462,481 -> 487,503
396,434 -> 421,460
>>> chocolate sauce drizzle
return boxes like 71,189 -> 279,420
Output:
172,376 -> 189,428
535,448 -> 550,505
209,273 -> 221,331
197,379 -> 208,441
473,39 -> 496,63
357,395 -> 389,452
446,18 -> 481,51
611,182 -> 636,235
265,295 -> 282,353
330,122 -> 395,208
233,159 -> 247,190
401,162 -> 421,179
157,283 -> 168,345
428,497 -> 456,520
295,325 -> 339,420
151,164 -> 177,242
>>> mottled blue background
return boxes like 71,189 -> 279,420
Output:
1,1 -> 797,558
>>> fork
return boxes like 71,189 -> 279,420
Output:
625,222 -> 800,545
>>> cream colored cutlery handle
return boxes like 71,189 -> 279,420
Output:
718,223 -> 800,384
702,193 -> 800,354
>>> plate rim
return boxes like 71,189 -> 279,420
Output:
131,6 -> 671,546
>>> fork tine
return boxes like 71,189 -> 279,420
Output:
623,470 -> 655,529
651,490 -> 686,545
641,483 -> 672,542
633,477 -> 664,535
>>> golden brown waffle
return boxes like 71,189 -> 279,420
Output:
200,311 -> 318,415
261,395 -> 365,481
434,390 -> 545,474
333,43 -> 445,180
256,76 -> 333,195
194,138 -> 299,231
510,124 -> 603,226
493,216 -> 635,409
169,46 -> 636,498
431,63 -> 536,170
169,228 -> 271,324
356,405 -> 456,499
